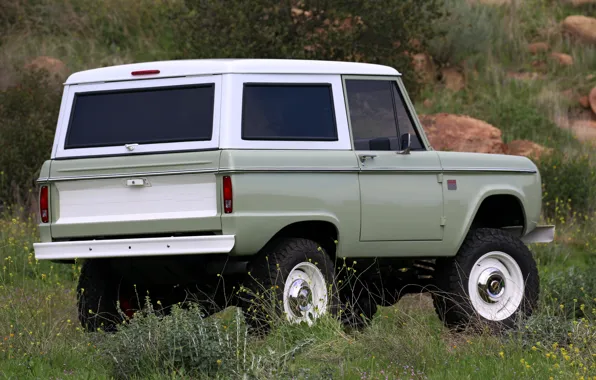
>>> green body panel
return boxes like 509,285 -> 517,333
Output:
436,151 -> 542,255
219,150 -> 362,257
355,151 -> 443,242
41,151 -> 222,239
37,148 -> 542,258
219,149 -> 541,258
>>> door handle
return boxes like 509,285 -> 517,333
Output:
359,154 -> 377,163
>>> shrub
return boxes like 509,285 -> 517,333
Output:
102,302 -> 248,379
176,0 -> 445,95
0,68 -> 61,205
536,150 -> 596,219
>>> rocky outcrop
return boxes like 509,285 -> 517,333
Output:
549,52 -> 574,66
562,15 -> 596,45
589,87 -> 596,115
441,68 -> 465,92
411,53 -> 436,84
506,140 -> 552,159
528,42 -> 549,54
24,56 -> 68,79
419,113 -> 506,154
571,120 -> 596,143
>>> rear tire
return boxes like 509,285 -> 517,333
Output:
77,259 -> 123,332
432,228 -> 539,332
240,238 -> 339,334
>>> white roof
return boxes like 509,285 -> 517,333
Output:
65,58 -> 401,84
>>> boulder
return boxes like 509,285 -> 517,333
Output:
411,53 -> 436,84
549,52 -> 574,66
571,120 -> 596,143
506,140 -> 552,159
562,15 -> 596,45
423,99 -> 434,108
441,68 -> 465,92
24,56 -> 68,79
589,87 -> 596,115
419,113 -> 506,154
528,42 -> 549,54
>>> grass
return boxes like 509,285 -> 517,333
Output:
0,212 -> 595,379
1,0 -> 596,378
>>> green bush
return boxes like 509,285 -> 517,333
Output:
536,150 -> 596,219
102,303 -> 248,379
0,68 -> 61,205
176,0 -> 445,95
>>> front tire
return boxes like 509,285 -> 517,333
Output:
240,238 -> 339,334
432,228 -> 539,332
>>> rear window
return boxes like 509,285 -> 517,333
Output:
241,84 -> 338,141
64,84 -> 215,149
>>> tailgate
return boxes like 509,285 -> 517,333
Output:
48,151 -> 222,239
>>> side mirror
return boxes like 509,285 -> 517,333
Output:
397,133 -> 411,155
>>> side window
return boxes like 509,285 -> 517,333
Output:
241,84 -> 338,141
345,79 -> 424,151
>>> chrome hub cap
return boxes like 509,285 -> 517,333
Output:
282,262 -> 328,325
467,251 -> 525,321
288,278 -> 313,316
477,268 -> 506,303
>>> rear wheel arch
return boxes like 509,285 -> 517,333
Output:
266,220 -> 340,260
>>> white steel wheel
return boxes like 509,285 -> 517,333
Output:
467,251 -> 525,321
283,262 -> 329,325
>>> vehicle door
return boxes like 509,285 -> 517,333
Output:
343,75 -> 444,242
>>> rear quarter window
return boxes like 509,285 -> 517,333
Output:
64,84 -> 215,149
241,84 -> 338,141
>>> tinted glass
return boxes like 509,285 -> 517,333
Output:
65,84 -> 215,149
242,84 -> 338,141
345,79 -> 424,151
391,82 -> 424,150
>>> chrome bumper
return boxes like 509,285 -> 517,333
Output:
33,235 -> 235,260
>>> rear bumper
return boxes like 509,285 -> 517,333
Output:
33,235 -> 235,260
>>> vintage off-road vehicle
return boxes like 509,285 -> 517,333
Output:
33,59 -> 554,333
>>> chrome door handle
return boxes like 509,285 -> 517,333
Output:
359,154 -> 377,163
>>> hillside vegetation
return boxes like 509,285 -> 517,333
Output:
0,0 -> 595,379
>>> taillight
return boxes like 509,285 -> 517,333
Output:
223,176 -> 233,214
39,185 -> 49,223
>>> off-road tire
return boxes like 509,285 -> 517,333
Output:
77,259 -> 124,332
240,238 -> 339,334
432,228 -> 539,332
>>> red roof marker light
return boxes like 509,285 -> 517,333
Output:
131,69 -> 160,76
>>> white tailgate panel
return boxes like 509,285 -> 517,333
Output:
55,174 -> 217,225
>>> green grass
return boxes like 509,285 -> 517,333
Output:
0,214 -> 595,379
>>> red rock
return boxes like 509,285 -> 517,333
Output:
411,53 -> 436,84
550,52 -> 574,66
441,68 -> 465,92
562,15 -> 596,45
571,120 -> 596,143
419,113 -> 506,154
589,87 -> 596,115
579,95 -> 590,108
24,56 -> 68,79
506,140 -> 552,159
528,42 -> 549,54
